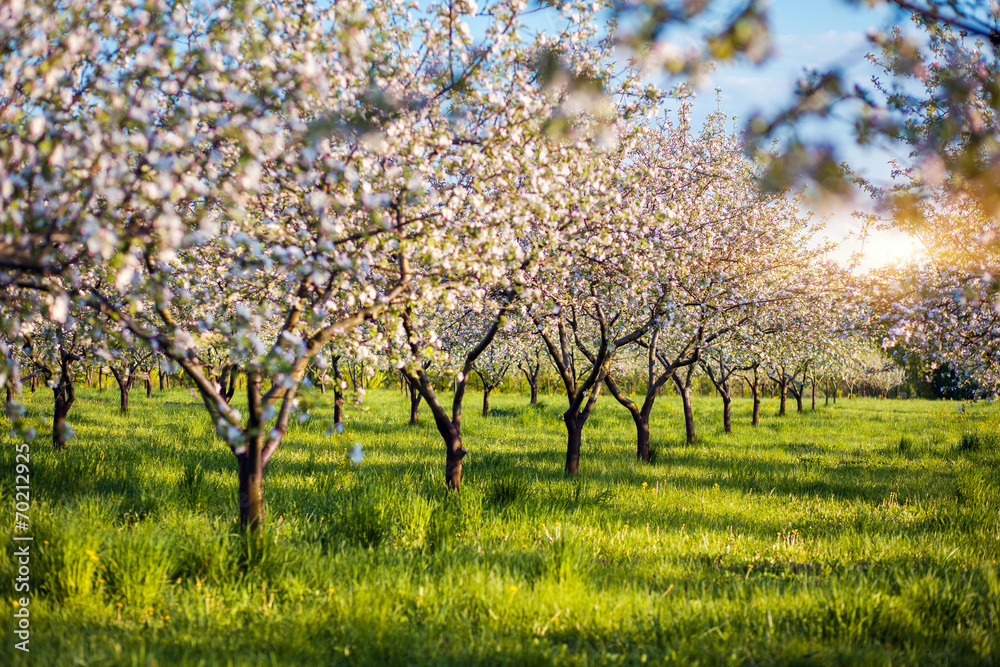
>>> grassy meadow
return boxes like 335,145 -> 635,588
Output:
2,383 -> 999,666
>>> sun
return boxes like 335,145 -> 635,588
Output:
855,228 -> 922,270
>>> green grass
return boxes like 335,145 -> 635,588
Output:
2,385 -> 999,665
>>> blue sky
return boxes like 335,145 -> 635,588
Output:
680,0 -> 922,268
518,0 -> 922,267
688,0 -> 903,180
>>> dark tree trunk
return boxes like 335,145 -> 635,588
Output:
408,381 -> 421,424
811,376 -> 816,410
218,364 -> 238,404
159,369 -> 165,391
672,373 -> 696,444
332,356 -> 344,425
564,414 -> 584,475
556,367 -> 606,475
219,365 -> 232,402
482,388 -> 490,417
237,372 -> 266,531
333,383 -> 343,423
111,369 -> 132,414
347,362 -> 358,393
722,393 -> 732,434
98,367 -> 103,391
404,365 -> 469,490
520,365 -> 540,406
52,358 -> 75,450
700,352 -> 736,435
53,389 -> 70,450
145,375 -> 152,399
778,379 -> 787,416
616,384 -> 656,461
443,426 -> 466,490
236,443 -> 264,531
633,409 -> 650,461
681,385 -> 696,444
604,373 -> 659,462
746,367 -> 760,427
400,296 -> 509,491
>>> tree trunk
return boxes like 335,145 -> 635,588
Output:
52,359 -> 75,450
443,427 -> 466,490
408,381 -> 421,424
811,376 -> 816,410
219,365 -> 232,402
520,366 -> 540,406
558,380 -> 604,476
217,364 -> 238,404
673,374 -> 696,444
633,409 -> 650,462
564,415 -> 584,475
604,373 -> 659,463
681,385 -> 696,444
794,391 -> 803,413
53,389 -> 70,450
748,369 -> 760,426
237,434 -> 265,531
482,388 -> 491,417
407,368 -> 469,490
111,370 -> 132,414
778,380 -> 787,416
401,357 -> 472,491
333,385 -> 343,424
332,357 -> 344,425
145,375 -> 152,399
722,393 -> 732,434
237,373 -> 266,531
333,379 -> 346,424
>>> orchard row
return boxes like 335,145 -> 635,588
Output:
1,1 -> 992,530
